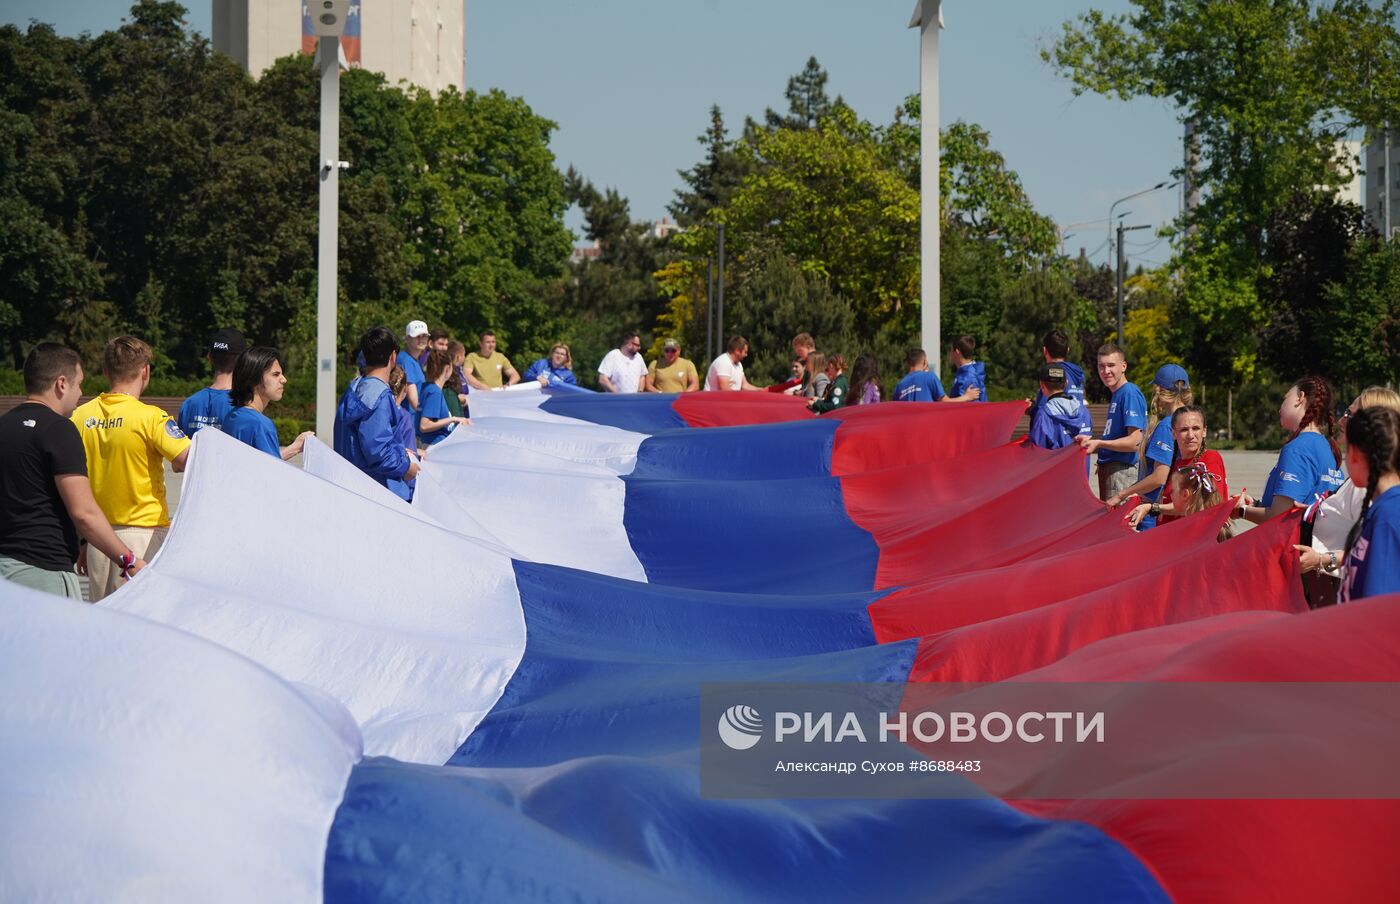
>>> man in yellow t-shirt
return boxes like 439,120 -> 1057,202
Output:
645,339 -> 700,393
463,330 -> 521,391
71,336 -> 191,601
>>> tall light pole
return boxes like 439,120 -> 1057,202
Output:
1106,180 -> 1177,271
313,2 -> 350,440
910,0 -> 943,371
1116,221 -> 1151,345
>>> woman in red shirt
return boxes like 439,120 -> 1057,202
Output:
1126,404 -> 1229,532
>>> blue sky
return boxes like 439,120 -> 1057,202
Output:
5,1 -> 1186,267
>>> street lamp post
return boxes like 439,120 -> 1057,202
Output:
313,2 -> 350,440
910,0 -> 943,371
1116,221 -> 1151,345
1107,181 -> 1173,269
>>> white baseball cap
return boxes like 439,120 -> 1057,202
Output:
405,320 -> 429,338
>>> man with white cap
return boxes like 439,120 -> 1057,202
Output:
398,320 -> 430,413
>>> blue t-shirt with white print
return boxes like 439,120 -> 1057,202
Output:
1260,431 -> 1345,508
1097,381 -> 1148,466
894,371 -> 946,402
1340,487 -> 1400,603
178,387 -> 233,436
1135,417 -> 1178,531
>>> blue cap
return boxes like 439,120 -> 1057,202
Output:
1153,363 -> 1190,389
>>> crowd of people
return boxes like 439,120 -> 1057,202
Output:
1,322 -> 1396,608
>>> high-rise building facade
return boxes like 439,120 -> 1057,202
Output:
212,0 -> 465,94
1364,130 -> 1400,239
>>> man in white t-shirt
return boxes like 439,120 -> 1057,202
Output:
705,336 -> 765,391
597,331 -> 647,393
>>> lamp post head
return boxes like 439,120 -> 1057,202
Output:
310,0 -> 351,37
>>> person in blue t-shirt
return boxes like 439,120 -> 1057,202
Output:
1104,363 -> 1193,530
335,327 -> 420,500
1240,376 -> 1346,524
178,327 -> 245,436
418,349 -> 471,448
948,335 -> 986,403
221,347 -> 312,460
1027,330 -> 1092,440
523,343 -> 578,387
1077,343 -> 1148,501
893,348 -> 947,402
1338,406 -> 1400,602
397,320 -> 430,414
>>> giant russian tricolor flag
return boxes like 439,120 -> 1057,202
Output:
3,388 -> 1398,902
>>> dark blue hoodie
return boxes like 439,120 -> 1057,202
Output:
952,360 -> 987,402
1029,361 -> 1091,437
333,376 -> 413,501
1027,393 -> 1085,450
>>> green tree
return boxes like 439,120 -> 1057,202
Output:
988,269 -> 1083,395
1045,0 -> 1400,379
1323,236 -> 1400,388
0,22 -> 104,367
399,86 -> 571,363
556,171 -> 670,386
669,105 -> 755,227
720,240 -> 856,383
1258,191 -> 1371,379
764,56 -> 843,131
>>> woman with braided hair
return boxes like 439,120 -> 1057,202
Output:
1238,376 -> 1345,525
1338,406 -> 1400,603
1294,387 -> 1400,605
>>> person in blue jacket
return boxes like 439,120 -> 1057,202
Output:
522,343 -> 578,387
948,335 -> 986,402
335,327 -> 419,501
1239,376 -> 1346,524
893,348 -> 946,401
1104,363 -> 1192,530
1027,329 -> 1091,441
179,327 -> 245,436
222,347 -> 312,460
1026,362 -> 1085,450
1339,406 -> 1400,602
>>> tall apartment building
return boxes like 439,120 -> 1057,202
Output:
212,0 -> 465,94
1364,130 -> 1400,239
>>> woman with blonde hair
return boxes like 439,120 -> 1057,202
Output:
804,352 -> 829,400
1105,364 -> 1192,530
1295,386 -> 1400,606
523,343 -> 577,387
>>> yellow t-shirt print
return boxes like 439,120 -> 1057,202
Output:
72,393 -> 190,527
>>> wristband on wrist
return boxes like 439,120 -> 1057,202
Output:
1328,551 -> 1339,571
1150,502 -> 1161,517
118,550 -> 136,579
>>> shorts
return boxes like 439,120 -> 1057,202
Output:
87,526 -> 168,603
1097,461 -> 1136,501
0,555 -> 83,601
